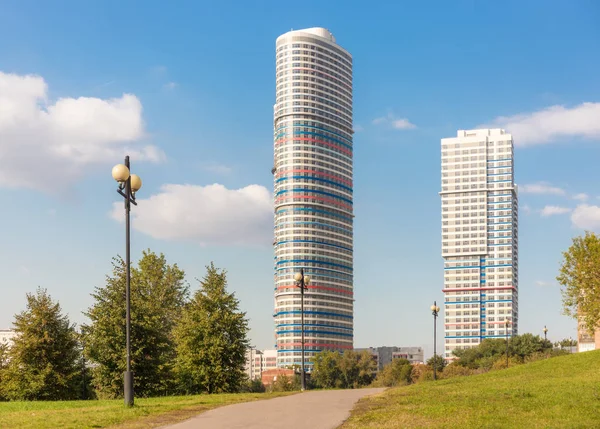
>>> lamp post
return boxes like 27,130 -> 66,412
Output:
504,319 -> 510,368
294,269 -> 311,391
543,326 -> 548,341
112,156 -> 142,407
430,301 -> 440,381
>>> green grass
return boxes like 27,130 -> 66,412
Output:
0,391 -> 294,429
342,350 -> 600,428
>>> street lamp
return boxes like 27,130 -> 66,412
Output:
543,326 -> 548,341
112,156 -> 142,407
430,301 -> 440,381
294,269 -> 311,391
504,319 -> 511,368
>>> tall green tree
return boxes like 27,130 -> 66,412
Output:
426,354 -> 447,373
2,288 -> 81,400
557,232 -> 600,335
311,350 -> 342,388
173,263 -> 249,394
83,250 -> 188,398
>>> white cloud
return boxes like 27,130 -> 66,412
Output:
519,182 -> 566,196
353,125 -> 364,132
0,71 -> 164,193
573,193 -> 589,202
521,204 -> 532,215
482,102 -> 600,146
111,183 -> 273,247
571,204 -> 600,230
372,113 -> 416,130
163,82 -> 177,90
535,280 -> 552,287
540,205 -> 571,217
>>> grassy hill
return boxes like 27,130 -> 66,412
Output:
341,350 -> 600,428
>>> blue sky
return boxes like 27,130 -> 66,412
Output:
0,0 -> 599,356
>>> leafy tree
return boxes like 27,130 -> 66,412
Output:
83,251 -> 188,398
311,350 -> 342,388
173,263 -> 249,394
240,378 -> 266,393
453,339 -> 507,370
373,358 -> 413,387
270,373 -> 301,392
2,288 -> 81,400
556,338 -> 578,348
426,354 -> 447,373
510,333 -> 552,360
557,232 -> 600,335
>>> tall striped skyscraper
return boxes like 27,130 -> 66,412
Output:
272,27 -> 354,369
440,129 -> 519,359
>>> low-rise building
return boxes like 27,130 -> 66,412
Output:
355,346 -> 424,370
244,349 -> 278,380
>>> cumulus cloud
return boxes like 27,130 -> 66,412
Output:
571,204 -> 600,230
482,102 -> 600,146
519,182 -> 566,196
372,113 -> 416,130
573,193 -> 589,202
0,71 -> 163,193
111,183 -> 273,247
540,205 -> 571,217
163,82 -> 178,90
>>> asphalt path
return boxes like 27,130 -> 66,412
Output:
162,388 -> 386,429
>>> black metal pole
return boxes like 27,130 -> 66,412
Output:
300,268 -> 306,391
433,301 -> 437,381
505,322 -> 509,368
124,156 -> 134,407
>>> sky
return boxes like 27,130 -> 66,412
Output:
0,0 -> 599,357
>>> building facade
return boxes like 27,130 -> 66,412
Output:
273,27 -> 354,369
244,349 -> 278,380
355,346 -> 424,370
440,129 -> 519,359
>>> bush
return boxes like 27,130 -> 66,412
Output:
270,374 -> 301,392
372,358 -> 413,387
441,363 -> 477,379
240,378 -> 265,393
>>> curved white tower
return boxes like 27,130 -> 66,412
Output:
273,27 -> 354,369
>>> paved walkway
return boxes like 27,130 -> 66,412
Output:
163,388 -> 385,429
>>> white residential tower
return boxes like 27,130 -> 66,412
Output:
273,27 -> 354,369
440,129 -> 518,359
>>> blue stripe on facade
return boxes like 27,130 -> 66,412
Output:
274,310 -> 353,319
276,259 -> 353,271
276,323 -> 353,330
275,188 -> 353,205
276,176 -> 353,192
487,165 -> 512,169
276,221 -> 352,234
276,330 -> 353,337
275,270 -> 352,281
275,130 -> 353,150
487,180 -> 513,183
487,158 -> 512,162
276,239 -> 353,252
444,264 -> 513,270
277,207 -> 353,222
276,124 -> 353,145
487,173 -> 512,176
